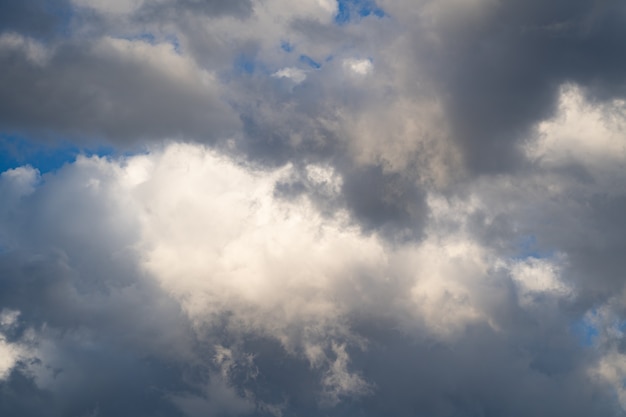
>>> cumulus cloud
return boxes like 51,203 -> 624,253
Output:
0,138 -> 624,415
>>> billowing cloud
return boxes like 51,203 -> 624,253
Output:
0,135 -> 624,415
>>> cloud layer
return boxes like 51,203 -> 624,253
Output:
1,1 -> 626,416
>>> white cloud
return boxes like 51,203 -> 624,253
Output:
0,144 -> 528,392
0,310 -> 32,381
1,135 -> 625,411
132,144 -> 386,346
126,144 -> 512,347
273,67 -> 307,84
0,143 -> 581,350
305,164 -> 343,196
528,84 -> 626,172
343,58 -> 373,76
0,337 -> 21,380
508,255 -> 573,306
0,165 -> 39,197
403,240 -> 494,336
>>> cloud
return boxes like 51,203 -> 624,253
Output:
528,84 -> 626,174
70,0 -> 254,19
343,57 -> 372,75
0,310 -> 27,381
0,139 -> 624,415
0,33 -> 239,145
272,67 -> 308,84
376,0 -> 626,173
2,1 -> 626,416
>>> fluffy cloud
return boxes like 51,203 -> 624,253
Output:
0,136 -> 623,415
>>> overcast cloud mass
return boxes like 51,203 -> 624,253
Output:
1,0 -> 626,416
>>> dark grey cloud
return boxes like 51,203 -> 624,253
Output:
273,161 -> 426,240
340,163 -> 426,239
0,345 -> 189,417
0,37 -> 239,147
339,318 -> 612,417
541,192 -> 626,307
406,0 -> 626,172
0,0 -> 72,38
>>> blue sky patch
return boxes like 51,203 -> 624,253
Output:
299,55 -> 321,69
571,317 -> 599,347
280,41 -> 294,53
0,134 -> 115,174
133,32 -> 157,44
335,0 -> 385,25
515,235 -> 555,260
44,0 -> 76,38
167,35 -> 182,54
234,54 -> 256,74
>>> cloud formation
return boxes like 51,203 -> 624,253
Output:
1,0 -> 626,416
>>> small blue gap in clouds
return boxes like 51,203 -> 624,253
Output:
43,0 -> 75,39
280,41 -> 294,53
120,33 -> 182,54
571,316 -> 599,348
166,34 -> 182,54
234,54 -> 256,74
515,235 -> 555,260
336,1 -> 351,24
134,32 -> 157,44
0,134 -> 115,175
334,0 -> 385,25
299,55 -> 321,69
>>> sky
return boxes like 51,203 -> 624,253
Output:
1,0 -> 626,416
